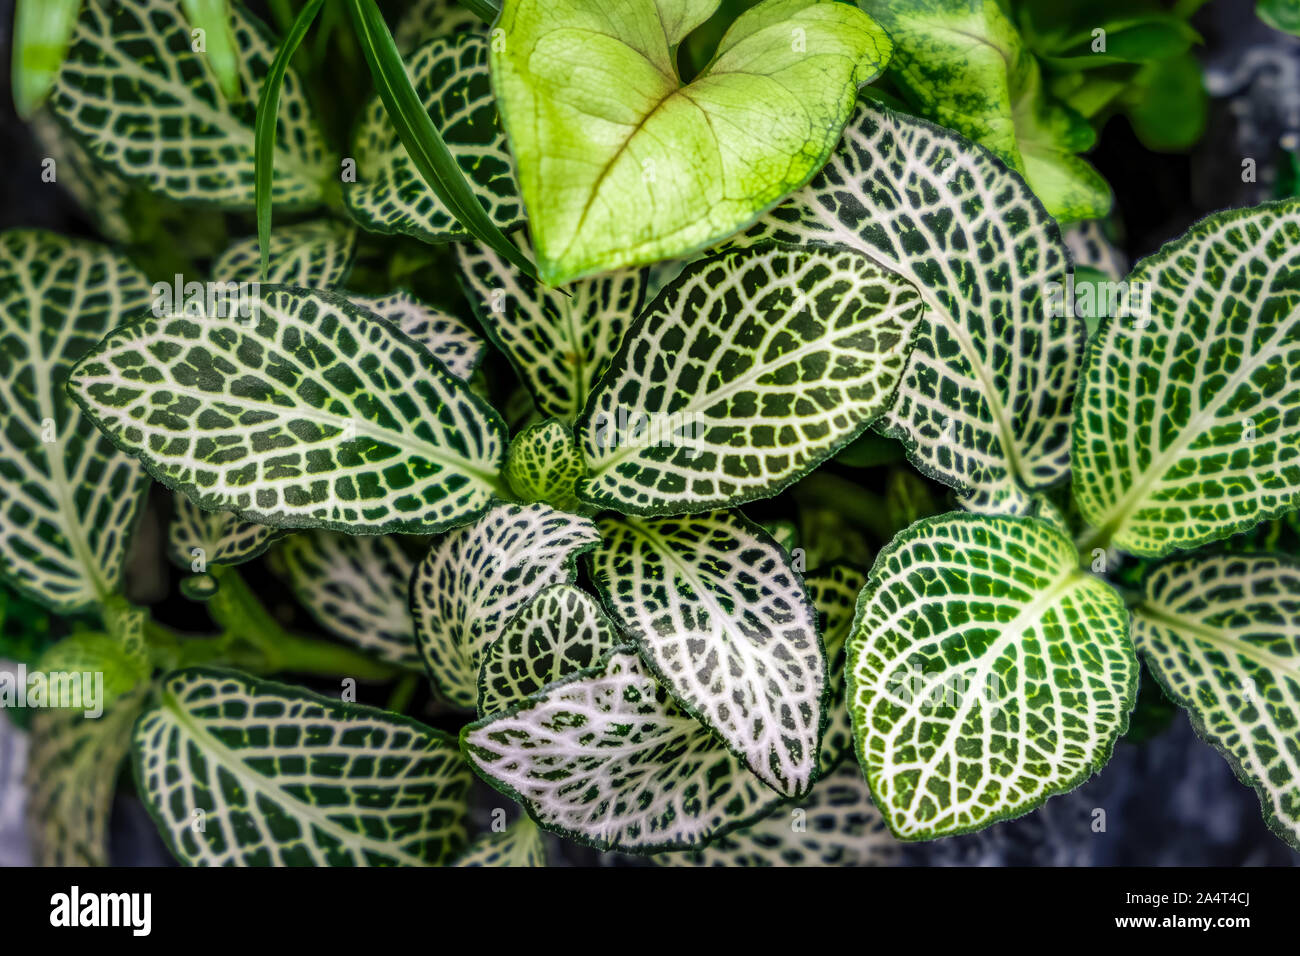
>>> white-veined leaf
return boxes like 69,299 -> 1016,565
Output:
807,562 -> 865,772
412,504 -> 600,708
345,32 -> 523,244
168,493 -> 281,569
29,109 -> 134,243
577,243 -> 921,514
270,530 -> 422,669
477,583 -> 621,716
848,512 -> 1136,839
211,220 -> 357,287
456,234 -> 647,423
0,230 -> 152,612
51,0 -> 330,207
1133,553 -> 1300,851
653,759 -> 900,867
1073,199 -> 1300,558
132,667 -> 473,865
395,0 -> 485,53
461,647 -> 784,852
748,101 -> 1077,515
589,509 -> 823,796
68,285 -> 508,534
503,419 -> 585,512
453,815 -> 546,867
344,291 -> 485,381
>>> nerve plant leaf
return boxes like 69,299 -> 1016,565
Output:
0,230 -> 152,613
653,760 -> 900,867
345,32 -> 524,245
750,101 -> 1078,515
212,220 -> 358,287
456,235 -> 647,423
454,815 -> 546,867
493,0 -> 894,285
1073,199 -> 1300,558
51,0 -> 330,207
271,531 -> 422,669
461,647 -> 784,851
848,513 -> 1136,839
589,510 -> 823,796
503,419 -> 586,512
577,243 -> 922,514
807,563 -> 866,772
168,494 -> 281,570
477,583 -> 621,716
412,504 -> 601,708
1133,553 -> 1300,851
68,286 -> 508,535
395,0 -> 486,53
345,291 -> 486,381
133,668 -> 473,865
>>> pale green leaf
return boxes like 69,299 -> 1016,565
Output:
133,668 -> 473,865
212,220 -> 357,287
494,0 -> 893,284
503,419 -> 585,512
68,286 -> 508,535
848,512 -> 1136,839
577,243 -> 921,514
589,509 -> 823,796
0,230 -> 153,613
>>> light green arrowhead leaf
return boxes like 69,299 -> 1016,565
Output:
51,0 -> 330,207
503,419 -> 586,512
133,667 -> 473,865
589,510 -> 823,796
212,221 -> 357,287
848,512 -> 1136,839
456,235 -> 647,423
1134,553 -> 1300,851
1073,199 -> 1300,558
412,504 -> 601,708
577,243 -> 921,514
454,815 -> 547,866
461,646 -> 784,852
344,291 -> 486,380
750,101 -> 1079,515
68,286 -> 508,535
494,0 -> 893,285
0,230 -> 153,613
345,32 -> 524,245
477,583 -> 621,716
653,759 -> 900,866
168,494 -> 281,570
271,531 -> 422,669
807,562 -> 866,772
861,0 -> 1110,223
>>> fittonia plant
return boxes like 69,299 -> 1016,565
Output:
1,0 -> 1297,866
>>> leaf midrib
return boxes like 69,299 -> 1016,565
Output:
1137,603 -> 1300,680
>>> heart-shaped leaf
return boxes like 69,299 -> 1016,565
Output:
68,286 -> 508,534
848,512 -> 1136,839
133,668 -> 473,866
1133,553 -> 1300,851
577,242 -> 922,514
1074,199 -> 1300,557
493,0 -> 893,285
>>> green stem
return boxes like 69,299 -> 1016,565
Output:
385,673 -> 419,714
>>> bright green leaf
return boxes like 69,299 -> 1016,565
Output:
1259,0 -> 1300,36
181,0 -> 242,100
503,419 -> 586,512
11,0 -> 81,119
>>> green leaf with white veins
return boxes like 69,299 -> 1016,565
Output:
494,0 -> 893,285
848,512 -> 1136,839
748,101 -> 1078,515
653,759 -> 900,867
345,291 -> 485,381
577,243 -> 921,514
455,815 -> 547,866
456,235 -> 647,423
590,510 -> 823,796
412,504 -> 600,708
68,286 -> 508,535
211,221 -> 357,287
168,494 -> 281,570
1074,199 -> 1300,558
478,583 -> 621,716
271,531 -> 422,669
807,562 -> 866,772
1133,553 -> 1300,851
345,32 -> 524,245
51,0 -> 329,207
462,647 -> 785,851
0,230 -> 152,613
504,419 -> 585,512
133,668 -> 473,865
